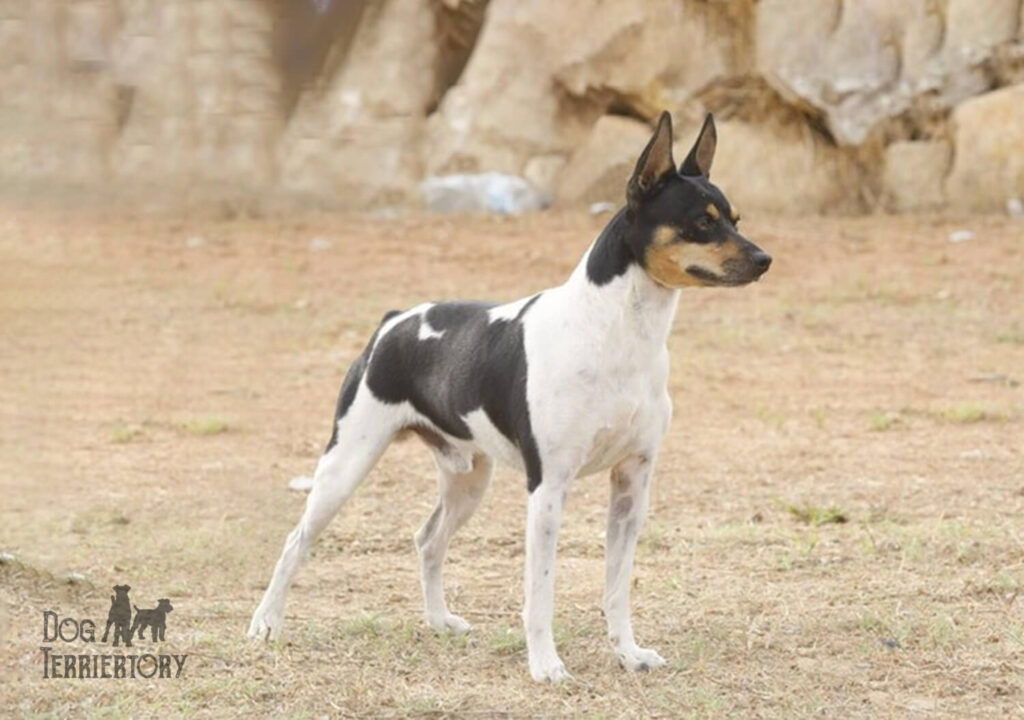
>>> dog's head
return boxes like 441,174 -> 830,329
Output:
157,599 -> 173,613
113,584 -> 131,595
624,112 -> 771,289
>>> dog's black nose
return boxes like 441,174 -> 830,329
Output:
752,251 -> 772,273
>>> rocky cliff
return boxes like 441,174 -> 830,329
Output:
2,0 -> 1022,213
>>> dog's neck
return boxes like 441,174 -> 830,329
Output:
563,209 -> 680,348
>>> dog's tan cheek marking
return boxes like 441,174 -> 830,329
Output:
721,238 -> 744,262
646,226 -> 695,287
645,226 -> 721,287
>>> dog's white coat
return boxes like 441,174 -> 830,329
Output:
248,244 -> 679,682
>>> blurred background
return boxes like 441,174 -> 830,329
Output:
2,0 -> 1023,216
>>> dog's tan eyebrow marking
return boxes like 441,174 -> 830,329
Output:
706,204 -> 720,220
730,206 -> 740,222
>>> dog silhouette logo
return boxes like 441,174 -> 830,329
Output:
101,584 -> 133,647
99,586 -> 174,645
130,598 -> 173,642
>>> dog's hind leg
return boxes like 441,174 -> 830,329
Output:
248,396 -> 396,642
415,453 -> 492,634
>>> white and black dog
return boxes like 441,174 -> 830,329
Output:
248,111 -> 771,682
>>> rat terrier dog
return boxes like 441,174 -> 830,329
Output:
249,112 -> 771,682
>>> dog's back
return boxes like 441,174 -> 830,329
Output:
325,299 -> 542,485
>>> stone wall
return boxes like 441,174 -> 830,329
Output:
1,0 -> 1022,213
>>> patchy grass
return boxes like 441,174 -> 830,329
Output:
490,625 -> 527,656
338,612 -> 388,639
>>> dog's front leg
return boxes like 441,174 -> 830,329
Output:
605,454 -> 666,671
523,472 -> 572,682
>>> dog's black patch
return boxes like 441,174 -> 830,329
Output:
586,209 -> 635,285
325,310 -> 401,452
366,299 -> 543,491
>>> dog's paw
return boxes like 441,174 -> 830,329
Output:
247,611 -> 283,642
529,655 -> 571,683
616,644 -> 666,672
426,612 -> 472,635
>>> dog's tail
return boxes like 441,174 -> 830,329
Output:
133,604 -> 140,612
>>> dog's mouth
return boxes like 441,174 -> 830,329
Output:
685,263 -> 764,287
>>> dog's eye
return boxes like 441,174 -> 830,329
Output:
696,215 -> 714,231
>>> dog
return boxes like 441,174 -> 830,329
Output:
249,111 -> 771,681
130,598 -> 173,642
101,584 -> 133,647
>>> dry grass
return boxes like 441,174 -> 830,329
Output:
1,209 -> 1022,718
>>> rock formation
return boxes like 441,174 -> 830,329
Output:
0,0 -> 1021,213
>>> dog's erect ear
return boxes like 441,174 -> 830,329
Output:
680,113 -> 717,178
627,111 -> 675,208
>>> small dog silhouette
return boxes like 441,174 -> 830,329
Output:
101,584 -> 133,647
130,598 -> 173,642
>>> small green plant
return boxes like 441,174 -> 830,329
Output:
994,328 -> 1024,345
868,412 -> 901,432
809,405 -> 828,429
787,503 -> 848,526
857,612 -> 909,650
111,425 -> 145,443
939,404 -> 1005,424
179,417 -> 231,436
641,521 -> 670,553
927,615 -> 960,649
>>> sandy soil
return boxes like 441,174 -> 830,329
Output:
1,208 -> 1022,718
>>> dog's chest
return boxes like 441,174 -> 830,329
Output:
577,349 -> 668,473
527,321 -> 670,475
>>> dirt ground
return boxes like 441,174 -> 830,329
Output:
1,207 -> 1022,718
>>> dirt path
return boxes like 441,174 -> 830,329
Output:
1,209 -> 1022,717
